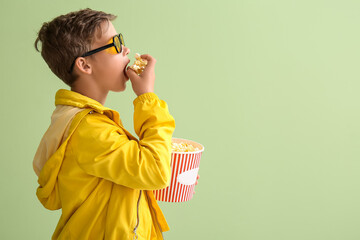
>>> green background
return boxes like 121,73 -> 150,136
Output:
1,0 -> 359,239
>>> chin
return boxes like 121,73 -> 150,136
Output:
111,77 -> 128,92
112,87 -> 126,92
112,83 -> 127,92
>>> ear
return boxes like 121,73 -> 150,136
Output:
74,57 -> 92,75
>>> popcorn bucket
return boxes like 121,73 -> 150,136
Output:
153,138 -> 204,202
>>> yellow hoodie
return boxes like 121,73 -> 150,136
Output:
33,89 -> 176,240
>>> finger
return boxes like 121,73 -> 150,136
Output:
140,54 -> 156,68
140,63 -> 155,77
139,54 -> 154,61
126,67 -> 139,80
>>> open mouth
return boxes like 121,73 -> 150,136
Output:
124,67 -> 129,79
124,60 -> 130,79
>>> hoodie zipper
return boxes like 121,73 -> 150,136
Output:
133,191 -> 165,240
145,191 -> 164,240
133,190 -> 142,240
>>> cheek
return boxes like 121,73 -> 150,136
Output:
94,55 -> 125,79
108,56 -> 125,72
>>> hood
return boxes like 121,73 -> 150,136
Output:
33,89 -> 109,209
33,105 -> 83,176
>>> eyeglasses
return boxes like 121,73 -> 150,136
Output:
69,33 -> 125,73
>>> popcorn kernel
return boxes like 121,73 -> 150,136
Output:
129,53 -> 148,75
171,142 -> 200,152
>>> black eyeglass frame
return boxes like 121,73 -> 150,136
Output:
69,33 -> 124,73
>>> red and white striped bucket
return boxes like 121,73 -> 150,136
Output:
154,138 -> 204,202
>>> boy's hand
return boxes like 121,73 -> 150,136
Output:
194,174 -> 200,194
126,54 -> 156,96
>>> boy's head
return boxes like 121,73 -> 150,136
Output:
34,8 -> 118,87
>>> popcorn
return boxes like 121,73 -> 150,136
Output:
171,141 -> 200,152
129,53 -> 148,75
155,138 -> 204,202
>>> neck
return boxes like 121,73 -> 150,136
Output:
71,78 -> 108,105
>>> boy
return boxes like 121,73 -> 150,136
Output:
33,8 -> 175,240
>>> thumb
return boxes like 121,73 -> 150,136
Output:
126,67 -> 139,81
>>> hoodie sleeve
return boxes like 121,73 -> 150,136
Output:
69,93 -> 176,190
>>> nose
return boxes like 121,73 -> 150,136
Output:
123,45 -> 130,55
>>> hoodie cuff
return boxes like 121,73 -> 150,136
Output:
133,92 -> 159,105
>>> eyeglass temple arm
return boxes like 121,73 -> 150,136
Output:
81,43 -> 114,57
69,40 -> 118,73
